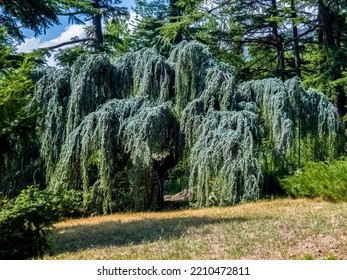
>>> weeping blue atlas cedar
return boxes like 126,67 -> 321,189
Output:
27,41 -> 344,212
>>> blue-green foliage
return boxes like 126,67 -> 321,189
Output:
177,42 -> 343,206
30,41 -> 344,211
32,50 -> 181,214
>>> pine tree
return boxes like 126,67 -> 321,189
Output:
46,1 -> 130,66
51,0 -> 129,50
131,0 -> 204,54
0,0 -> 60,40
294,0 -> 347,118
131,0 -> 175,53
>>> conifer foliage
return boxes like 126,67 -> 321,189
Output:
28,41 -> 344,212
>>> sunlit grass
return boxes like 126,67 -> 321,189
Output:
44,198 -> 347,260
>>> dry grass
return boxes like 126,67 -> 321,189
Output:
44,198 -> 347,260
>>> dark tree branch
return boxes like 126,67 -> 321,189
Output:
39,38 -> 93,50
211,32 -> 278,47
284,24 -> 321,45
58,11 -> 86,16
206,0 -> 233,14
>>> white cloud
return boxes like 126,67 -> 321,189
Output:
45,24 -> 86,48
17,24 -> 87,66
16,37 -> 42,52
128,11 -> 138,32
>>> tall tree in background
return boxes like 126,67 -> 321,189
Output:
290,0 -> 301,78
132,0 -> 203,54
157,0 -> 206,43
50,0 -> 129,50
317,0 -> 347,118
131,0 -> 169,51
50,0 -> 129,66
299,0 -> 347,118
200,0 -> 313,81
152,0 -> 298,80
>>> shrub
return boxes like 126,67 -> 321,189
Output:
164,164 -> 189,195
281,158 -> 347,202
0,186 -> 82,259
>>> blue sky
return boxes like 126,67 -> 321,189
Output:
18,0 -> 135,65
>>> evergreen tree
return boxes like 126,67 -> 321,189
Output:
48,1 -> 130,66
199,0 -> 312,81
26,41 -> 343,213
131,0 -> 174,53
50,0 -> 129,50
0,28 -> 41,195
0,0 -> 60,40
131,0 -> 203,54
302,0 -> 347,118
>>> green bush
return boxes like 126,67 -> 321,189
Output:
164,164 -> 189,195
0,186 -> 82,259
281,158 -> 347,202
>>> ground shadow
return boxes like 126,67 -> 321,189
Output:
48,214 -> 262,256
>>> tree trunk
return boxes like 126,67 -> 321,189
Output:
92,0 -> 103,48
291,0 -> 301,78
169,0 -> 183,43
318,0 -> 335,48
318,0 -> 347,118
336,87 -> 347,118
271,0 -> 285,81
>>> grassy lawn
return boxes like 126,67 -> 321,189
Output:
44,198 -> 347,260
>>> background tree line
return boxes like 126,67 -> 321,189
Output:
133,0 -> 347,118
3,0 -> 347,108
